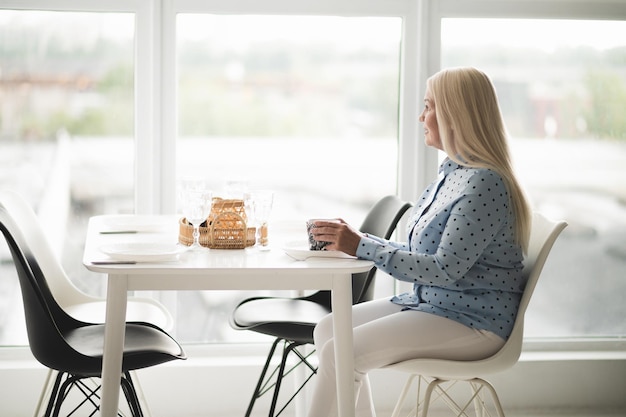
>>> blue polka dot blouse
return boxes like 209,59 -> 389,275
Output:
356,158 -> 525,340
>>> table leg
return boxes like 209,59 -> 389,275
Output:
331,273 -> 355,417
100,274 -> 129,417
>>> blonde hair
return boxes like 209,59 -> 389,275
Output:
427,67 -> 531,251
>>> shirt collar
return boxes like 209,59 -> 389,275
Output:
439,157 -> 461,176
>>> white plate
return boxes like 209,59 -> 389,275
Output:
282,242 -> 356,261
101,215 -> 172,233
100,243 -> 186,262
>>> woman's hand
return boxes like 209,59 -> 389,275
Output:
309,219 -> 363,256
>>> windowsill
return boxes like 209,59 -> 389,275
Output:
2,336 -> 625,365
520,337 -> 626,361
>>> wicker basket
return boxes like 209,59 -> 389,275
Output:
178,198 -> 256,249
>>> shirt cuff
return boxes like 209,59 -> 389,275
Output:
355,235 -> 381,260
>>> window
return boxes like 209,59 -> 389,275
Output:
3,0 -> 625,349
0,9 -> 135,345
174,14 -> 401,342
0,4 -> 405,345
441,18 -> 626,338
175,14 -> 401,219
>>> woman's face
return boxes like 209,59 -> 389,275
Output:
419,88 -> 442,151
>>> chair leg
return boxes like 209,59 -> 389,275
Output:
268,342 -> 292,417
41,370 -> 147,417
470,381 -> 484,417
427,378 -> 489,417
390,374 -> 419,417
468,378 -> 506,417
390,376 -> 506,417
44,372 -> 101,417
121,371 -> 144,417
245,338 -> 318,417
34,369 -> 57,417
270,340 -> 317,417
128,370 -> 152,417
245,338 -> 284,417
43,371 -> 66,417
51,374 -> 88,417
420,378 -> 440,417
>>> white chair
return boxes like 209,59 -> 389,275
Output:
383,212 -> 567,417
0,190 -> 174,417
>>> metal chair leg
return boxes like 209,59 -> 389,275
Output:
128,371 -> 152,417
34,369 -> 57,417
43,371 -> 65,417
390,374 -> 419,417
245,338 -> 284,417
274,343 -> 317,417
121,371 -> 144,417
41,370 -> 147,417
390,375 -> 507,417
245,338 -> 318,417
270,341 -> 304,417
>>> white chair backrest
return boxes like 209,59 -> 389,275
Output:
494,211 -> 567,365
518,212 -> 568,322
0,190 -> 93,308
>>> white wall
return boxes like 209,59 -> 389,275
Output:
2,343 -> 625,417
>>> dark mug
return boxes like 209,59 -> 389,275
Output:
306,219 -> 339,250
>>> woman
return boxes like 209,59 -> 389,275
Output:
307,67 -> 531,417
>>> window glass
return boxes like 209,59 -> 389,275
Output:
0,10 -> 134,344
442,18 -> 626,337
175,14 -> 401,342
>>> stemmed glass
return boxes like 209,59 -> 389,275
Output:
179,178 -> 212,251
245,190 -> 273,249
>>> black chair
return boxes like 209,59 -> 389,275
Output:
230,195 -> 412,417
0,190 -> 186,417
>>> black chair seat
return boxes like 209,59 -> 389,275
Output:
232,297 -> 332,343
61,322 -> 185,376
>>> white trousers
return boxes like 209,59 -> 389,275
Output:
306,298 -> 506,417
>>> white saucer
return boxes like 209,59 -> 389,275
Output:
282,242 -> 356,261
100,242 -> 186,262
101,215 -> 172,233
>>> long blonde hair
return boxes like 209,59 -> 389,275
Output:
428,67 -> 531,251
